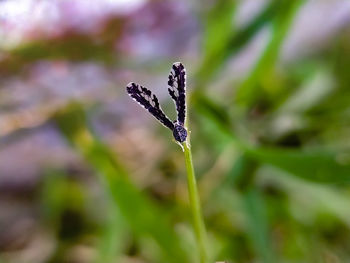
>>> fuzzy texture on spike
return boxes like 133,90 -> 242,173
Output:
126,82 -> 174,130
167,62 -> 186,125
126,62 -> 188,143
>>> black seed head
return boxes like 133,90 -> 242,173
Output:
173,123 -> 187,142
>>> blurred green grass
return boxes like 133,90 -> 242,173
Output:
1,0 -> 350,263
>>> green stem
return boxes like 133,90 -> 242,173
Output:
182,139 -> 208,263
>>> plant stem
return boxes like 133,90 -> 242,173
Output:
182,139 -> 208,263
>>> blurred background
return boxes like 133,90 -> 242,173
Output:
1,0 -> 350,262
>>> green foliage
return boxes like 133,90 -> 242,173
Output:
54,104 -> 190,263
246,147 -> 350,183
236,0 -> 305,106
2,1 -> 350,262
198,0 -> 236,81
